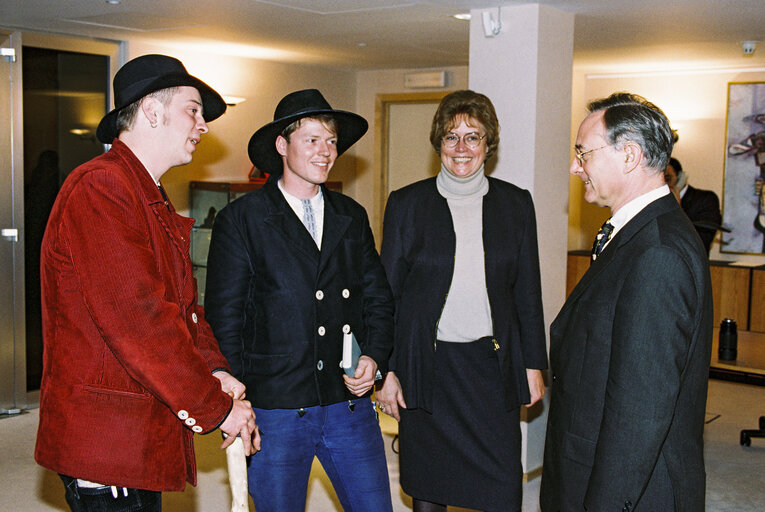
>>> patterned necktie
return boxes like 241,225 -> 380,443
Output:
301,199 -> 317,241
158,184 -> 171,212
591,219 -> 614,261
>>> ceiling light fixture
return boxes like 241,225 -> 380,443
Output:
105,0 -> 121,5
452,13 -> 471,21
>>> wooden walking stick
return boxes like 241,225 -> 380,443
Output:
225,436 -> 250,512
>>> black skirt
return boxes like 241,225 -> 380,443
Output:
399,337 -> 522,512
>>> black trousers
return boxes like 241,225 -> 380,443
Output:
59,475 -> 162,512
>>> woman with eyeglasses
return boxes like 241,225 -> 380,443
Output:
377,90 -> 547,512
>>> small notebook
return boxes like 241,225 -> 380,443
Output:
341,332 -> 361,377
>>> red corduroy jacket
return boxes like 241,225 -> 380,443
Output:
34,139 -> 232,491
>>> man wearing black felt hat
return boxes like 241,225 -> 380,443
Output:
204,89 -> 395,511
35,54 -> 259,511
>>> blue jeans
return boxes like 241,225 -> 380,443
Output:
249,397 -> 393,512
59,475 -> 161,512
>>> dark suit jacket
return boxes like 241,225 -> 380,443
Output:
540,194 -> 713,512
380,177 -> 547,412
681,185 -> 722,253
204,178 -> 394,409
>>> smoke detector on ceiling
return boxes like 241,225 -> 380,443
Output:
741,41 -> 757,56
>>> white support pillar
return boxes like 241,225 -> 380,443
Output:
469,3 -> 574,479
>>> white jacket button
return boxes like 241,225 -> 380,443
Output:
342,324 -> 351,334
318,326 -> 326,336
315,290 -> 324,300
178,410 -> 189,420
342,289 -> 350,298
191,312 -> 198,323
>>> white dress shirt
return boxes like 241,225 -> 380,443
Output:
278,179 -> 324,248
604,185 -> 670,251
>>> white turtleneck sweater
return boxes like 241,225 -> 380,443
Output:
435,165 -> 494,342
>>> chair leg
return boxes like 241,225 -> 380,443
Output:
739,416 -> 765,446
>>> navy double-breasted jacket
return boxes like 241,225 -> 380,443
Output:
380,176 -> 548,412
204,178 -> 394,409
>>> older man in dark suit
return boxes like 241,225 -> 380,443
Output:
204,89 -> 394,511
540,93 -> 713,512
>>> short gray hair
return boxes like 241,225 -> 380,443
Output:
587,92 -> 674,173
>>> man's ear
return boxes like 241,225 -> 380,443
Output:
275,135 -> 288,157
140,96 -> 160,128
622,142 -> 643,173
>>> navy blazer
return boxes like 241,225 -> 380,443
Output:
681,185 -> 722,253
380,176 -> 547,412
204,179 -> 394,409
540,194 -> 713,512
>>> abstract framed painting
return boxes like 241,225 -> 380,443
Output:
723,81 -> 765,254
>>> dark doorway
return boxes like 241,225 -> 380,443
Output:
23,47 -> 108,390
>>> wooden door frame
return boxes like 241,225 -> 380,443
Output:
373,91 -> 451,240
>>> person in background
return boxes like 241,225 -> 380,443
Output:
35,54 -> 259,512
664,156 -> 722,254
204,89 -> 394,511
376,89 -> 547,512
541,93 -> 713,512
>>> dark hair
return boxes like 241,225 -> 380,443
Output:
115,87 -> 180,134
668,157 -> 682,174
587,92 -> 674,173
429,90 -> 499,158
280,115 -> 339,141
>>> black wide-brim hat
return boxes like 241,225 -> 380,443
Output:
248,89 -> 368,175
96,54 -> 226,143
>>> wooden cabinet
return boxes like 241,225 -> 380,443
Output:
565,252 -> 764,332
565,250 -> 590,297
751,268 -> 765,332
709,265 -> 751,329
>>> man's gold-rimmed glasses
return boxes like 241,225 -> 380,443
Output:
575,144 -> 608,165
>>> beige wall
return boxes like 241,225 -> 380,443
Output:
355,66 -> 469,239
125,41 -> 358,217
81,36 -> 764,267
122,41 -> 470,243
570,66 -> 765,265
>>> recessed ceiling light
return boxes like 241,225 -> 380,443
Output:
453,13 -> 471,21
105,0 -> 121,5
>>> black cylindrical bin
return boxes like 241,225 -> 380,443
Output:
718,318 -> 737,361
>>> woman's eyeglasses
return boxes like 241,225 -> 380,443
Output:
442,132 -> 486,148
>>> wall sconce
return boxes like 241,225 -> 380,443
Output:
222,96 -> 246,106
69,128 -> 97,142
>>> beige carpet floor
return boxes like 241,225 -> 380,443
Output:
1,379 -> 762,511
